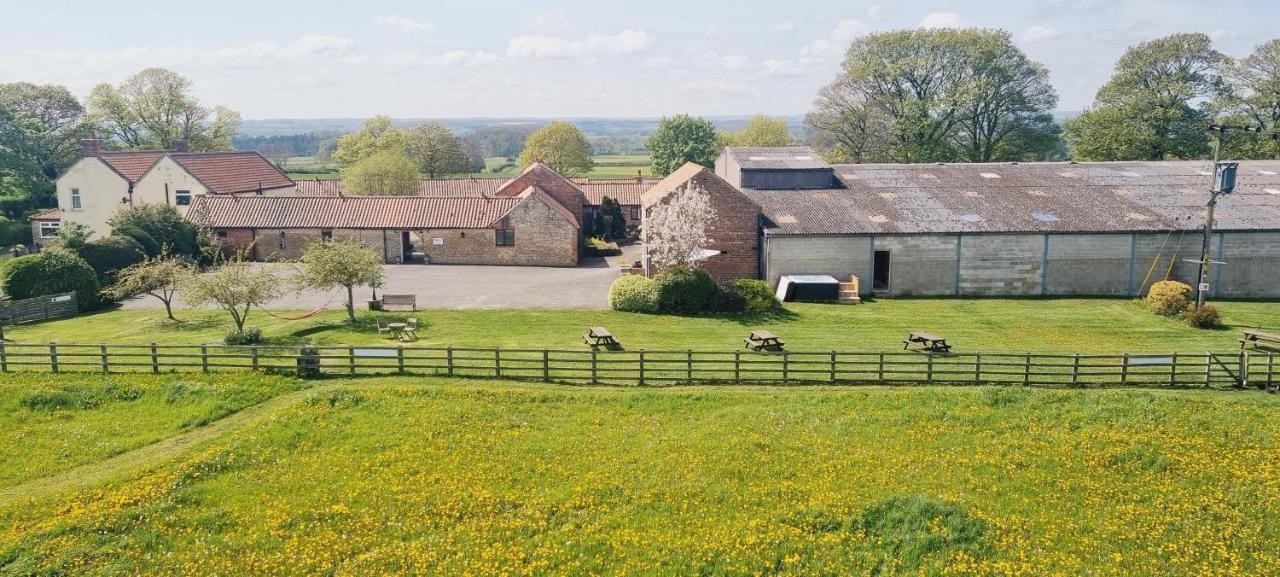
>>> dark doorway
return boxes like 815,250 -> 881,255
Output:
873,250 -> 891,292
401,231 -> 412,263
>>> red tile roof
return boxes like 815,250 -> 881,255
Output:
192,195 -> 521,229
96,150 -> 293,194
294,178 -> 647,205
29,208 -> 62,221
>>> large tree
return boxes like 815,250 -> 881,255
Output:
0,82 -> 88,178
720,115 -> 793,149
87,67 -> 240,151
1218,39 -> 1280,159
332,115 -> 409,168
518,122 -> 594,176
342,149 -> 421,195
295,239 -> 385,322
807,28 -> 1061,163
406,121 -> 473,177
1065,33 -> 1225,161
646,115 -> 719,176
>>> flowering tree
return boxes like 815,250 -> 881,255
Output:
180,253 -> 282,333
295,239 -> 384,322
642,184 -> 717,269
104,252 -> 191,321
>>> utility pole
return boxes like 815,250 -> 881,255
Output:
1195,124 -> 1257,309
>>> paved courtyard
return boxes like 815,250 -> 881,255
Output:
121,247 -> 639,311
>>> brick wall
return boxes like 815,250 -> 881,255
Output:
496,164 -> 587,228
644,169 -> 760,282
423,195 -> 578,266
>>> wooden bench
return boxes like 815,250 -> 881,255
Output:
744,330 -> 785,352
1241,329 -> 1280,351
380,294 -> 417,311
903,331 -> 952,353
584,326 -> 621,350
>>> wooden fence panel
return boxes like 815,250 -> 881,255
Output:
0,292 -> 77,325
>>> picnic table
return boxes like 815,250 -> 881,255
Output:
584,326 -> 621,350
903,331 -> 952,353
744,330 -> 785,352
1241,329 -> 1280,351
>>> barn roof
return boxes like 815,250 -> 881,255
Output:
723,146 -> 831,171
294,178 -> 651,205
748,160 -> 1280,235
191,195 -> 521,229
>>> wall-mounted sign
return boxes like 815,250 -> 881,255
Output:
432,237 -> 444,246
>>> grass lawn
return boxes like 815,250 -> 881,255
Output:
283,154 -> 649,182
0,372 -> 301,492
5,299 -> 1278,354
2,375 -> 1277,574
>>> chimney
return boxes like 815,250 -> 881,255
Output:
171,139 -> 189,153
635,170 -> 643,183
80,138 -> 101,158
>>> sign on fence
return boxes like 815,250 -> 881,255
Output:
0,292 -> 77,325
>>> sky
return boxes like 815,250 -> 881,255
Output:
0,0 -> 1275,120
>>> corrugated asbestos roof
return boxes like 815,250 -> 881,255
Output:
192,195 -> 521,229
747,160 -> 1280,235
294,178 -> 649,205
724,146 -> 832,170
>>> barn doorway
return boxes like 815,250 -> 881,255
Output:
873,250 -> 891,292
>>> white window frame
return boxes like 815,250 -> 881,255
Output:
39,221 -> 61,239
175,189 -> 192,206
70,188 -> 82,210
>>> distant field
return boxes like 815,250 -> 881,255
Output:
283,155 -> 651,182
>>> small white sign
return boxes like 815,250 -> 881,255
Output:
51,295 -> 72,303
353,348 -> 398,358
432,237 -> 444,246
1198,283 -> 1210,292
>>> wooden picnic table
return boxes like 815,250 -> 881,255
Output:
744,330 -> 785,352
903,331 -> 952,353
1241,329 -> 1280,351
387,322 -> 407,341
584,326 -> 621,349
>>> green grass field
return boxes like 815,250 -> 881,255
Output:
284,155 -> 652,182
1,375 -> 1277,575
6,299 -> 1278,354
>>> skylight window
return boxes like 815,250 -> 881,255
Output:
1198,170 -> 1213,176
980,173 -> 1001,179
1121,171 -> 1143,177
1032,212 -> 1059,222
958,214 -> 983,222
1265,188 -> 1280,195
794,155 -> 813,160
1260,170 -> 1277,176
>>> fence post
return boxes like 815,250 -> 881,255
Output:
542,349 -> 550,382
829,351 -> 836,382
346,346 -> 354,374
1071,354 -> 1081,387
733,350 -> 740,382
926,353 -> 934,383
591,349 -> 598,384
1023,353 -> 1032,386
686,350 -> 693,382
1238,350 -> 1248,388
974,353 -> 983,384
782,352 -> 790,383
201,344 -> 209,373
446,346 -> 454,377
1268,354 -> 1275,387
1169,352 -> 1178,386
638,350 -> 646,386
49,341 -> 58,373
1121,354 -> 1130,385
877,353 -> 885,382
1204,352 -> 1212,387
100,344 -> 109,373
494,349 -> 501,378
151,343 -> 160,374
0,340 -> 7,372
397,346 -> 406,375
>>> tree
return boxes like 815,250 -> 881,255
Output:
262,144 -> 293,171
109,204 -> 201,257
180,256 -> 282,333
56,222 -> 92,249
1219,39 -> 1280,159
600,197 -> 627,240
518,122 -> 594,176
642,185 -> 717,269
295,239 -> 385,322
0,249 -> 101,311
1065,33 -> 1225,161
647,115 -> 719,176
78,235 -> 146,286
341,149 -> 421,195
720,115 -> 793,149
406,121 -> 472,177
806,28 -> 1061,163
0,82 -> 88,179
87,67 -> 239,151
104,253 -> 190,320
332,116 -> 409,168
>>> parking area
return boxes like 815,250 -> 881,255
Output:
120,247 -> 640,311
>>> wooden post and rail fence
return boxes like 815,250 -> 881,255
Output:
0,342 -> 1275,389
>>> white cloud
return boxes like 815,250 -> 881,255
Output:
801,19 -> 868,56
506,30 -> 652,60
713,54 -> 750,70
770,21 -> 798,33
643,56 -> 673,68
1021,26 -> 1062,43
440,50 -> 507,68
680,80 -> 755,95
526,11 -> 574,33
917,12 -> 969,29
867,4 -> 884,19
374,15 -> 434,34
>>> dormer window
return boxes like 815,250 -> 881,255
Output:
71,188 -> 81,209
175,190 -> 192,206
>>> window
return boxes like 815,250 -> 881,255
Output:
279,231 -> 286,250
175,190 -> 192,206
39,222 -> 60,239
215,230 -> 228,240
70,188 -> 82,210
495,228 -> 515,246
321,230 -> 333,242
872,250 -> 891,292
630,207 -> 640,220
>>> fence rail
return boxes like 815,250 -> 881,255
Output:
0,342 -> 1276,389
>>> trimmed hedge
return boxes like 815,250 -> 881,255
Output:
78,236 -> 146,286
654,267 -> 717,314
109,205 -> 199,257
1147,281 -> 1191,316
0,249 -> 101,311
736,279 -> 780,314
113,226 -> 161,257
707,281 -> 746,313
608,275 -> 659,313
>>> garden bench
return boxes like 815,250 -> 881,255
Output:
903,331 -> 952,353
380,294 -> 417,311
584,326 -> 621,350
744,330 -> 784,352
1241,329 -> 1280,352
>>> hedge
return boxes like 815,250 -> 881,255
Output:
608,275 -> 659,313
735,279 -> 780,314
109,205 -> 200,257
1147,280 -> 1191,316
0,249 -> 101,311
113,226 -> 161,257
653,267 -> 717,314
77,236 -> 147,286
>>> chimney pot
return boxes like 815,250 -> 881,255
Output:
80,138 -> 102,158
171,139 -> 189,153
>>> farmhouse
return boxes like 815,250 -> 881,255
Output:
689,147 -> 1280,299
42,138 -> 294,240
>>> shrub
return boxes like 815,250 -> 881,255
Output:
224,327 -> 263,345
707,281 -> 746,313
1183,304 -> 1222,329
1147,280 -> 1191,316
0,249 -> 101,310
113,225 -> 161,257
77,236 -> 146,286
736,279 -> 780,314
109,205 -> 200,257
653,266 -> 717,314
608,275 -> 659,313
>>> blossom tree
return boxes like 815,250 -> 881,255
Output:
642,184 -> 717,269
180,253 -> 282,333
